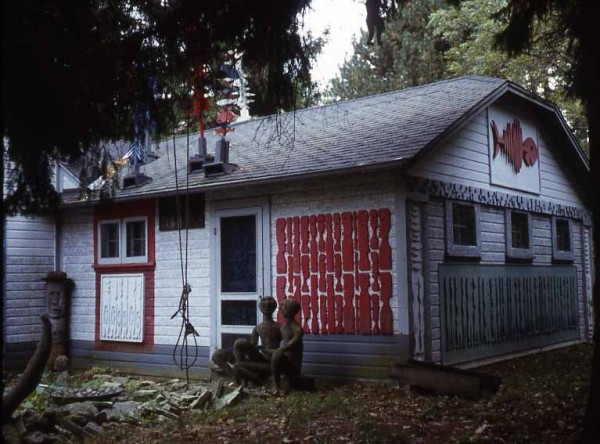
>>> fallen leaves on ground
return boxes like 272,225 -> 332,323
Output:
89,344 -> 592,443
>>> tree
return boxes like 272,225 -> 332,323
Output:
1,0 -> 320,408
328,0 -> 446,101
430,0 -> 588,151
2,0 -> 318,213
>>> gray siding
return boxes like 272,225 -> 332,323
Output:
70,340 -> 211,379
4,216 -> 55,342
302,335 -> 400,380
424,198 -> 588,364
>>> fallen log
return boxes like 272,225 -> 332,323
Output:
389,359 -> 501,399
2,315 -> 52,420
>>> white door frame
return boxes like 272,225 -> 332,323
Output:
211,198 -> 271,350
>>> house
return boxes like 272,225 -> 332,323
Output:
2,160 -> 82,369
4,76 -> 594,379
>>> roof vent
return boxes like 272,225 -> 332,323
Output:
203,139 -> 237,177
122,141 -> 152,188
122,171 -> 151,188
188,137 -> 214,173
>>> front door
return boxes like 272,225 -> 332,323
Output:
215,207 -> 264,349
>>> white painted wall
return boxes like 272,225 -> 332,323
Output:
61,204 -> 213,347
60,208 -> 95,341
153,203 -> 212,347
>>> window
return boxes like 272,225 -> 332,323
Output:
159,194 -> 205,231
505,210 -> 533,260
552,217 -> 574,262
98,217 -> 148,264
445,200 -> 481,258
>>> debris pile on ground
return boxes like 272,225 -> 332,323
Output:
2,370 -> 260,443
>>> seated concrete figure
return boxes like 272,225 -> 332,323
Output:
271,298 -> 304,392
211,296 -> 281,381
232,297 -> 282,386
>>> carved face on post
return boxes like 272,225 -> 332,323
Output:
46,281 -> 66,318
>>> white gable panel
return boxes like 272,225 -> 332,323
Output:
488,107 -> 541,194
410,104 -> 585,207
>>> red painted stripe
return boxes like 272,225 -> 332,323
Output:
343,273 -> 355,334
325,214 -> 334,273
358,273 -> 371,334
333,213 -> 341,252
327,275 -> 335,334
380,272 -> 393,335
334,254 -> 342,292
369,209 -> 379,250
311,274 -> 320,334
318,254 -> 326,293
309,215 -> 318,273
276,218 -> 287,273
371,251 -> 380,292
301,255 -> 310,293
292,217 -> 300,273
301,216 -> 309,254
276,276 -> 286,324
341,212 -> 353,272
357,210 -> 370,271
378,208 -> 392,269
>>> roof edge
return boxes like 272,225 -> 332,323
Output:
60,158 -> 409,208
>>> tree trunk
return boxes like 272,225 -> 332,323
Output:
1,314 -> 52,421
580,3 -> 600,441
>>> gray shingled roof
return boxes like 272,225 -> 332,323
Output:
68,75 -> 516,202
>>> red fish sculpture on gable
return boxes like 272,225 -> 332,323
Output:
490,119 -> 539,173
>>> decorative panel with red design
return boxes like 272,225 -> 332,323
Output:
275,208 -> 392,335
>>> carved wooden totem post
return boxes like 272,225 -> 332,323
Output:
43,271 -> 73,368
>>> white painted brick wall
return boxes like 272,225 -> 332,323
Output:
61,208 -> 96,341
154,208 -> 212,346
61,204 -> 214,347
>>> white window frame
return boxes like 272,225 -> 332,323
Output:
98,216 -> 148,265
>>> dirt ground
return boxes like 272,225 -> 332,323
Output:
86,344 -> 592,443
